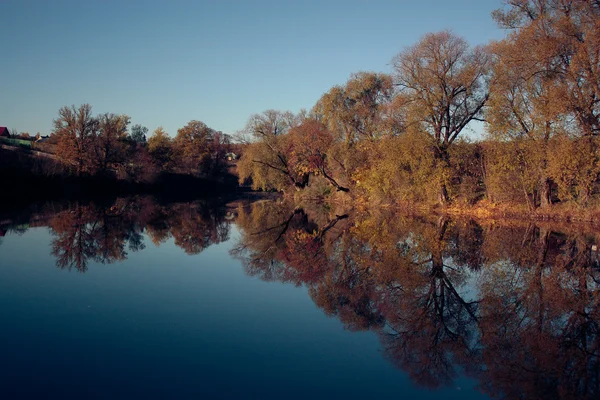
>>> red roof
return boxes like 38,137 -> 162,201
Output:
0,127 -> 9,137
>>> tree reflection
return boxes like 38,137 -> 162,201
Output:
232,201 -> 344,285
3,196 -> 600,398
43,197 -> 231,272
346,212 -> 481,388
478,226 -> 600,399
233,201 -> 600,399
50,199 -> 145,271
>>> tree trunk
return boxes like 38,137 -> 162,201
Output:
538,121 -> 552,209
539,177 -> 552,208
434,147 -> 451,206
439,183 -> 449,205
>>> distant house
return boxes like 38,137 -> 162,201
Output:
35,133 -> 50,142
0,127 -> 10,138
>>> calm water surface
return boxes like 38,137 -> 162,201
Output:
0,197 -> 598,399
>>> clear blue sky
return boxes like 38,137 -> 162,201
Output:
0,0 -> 506,137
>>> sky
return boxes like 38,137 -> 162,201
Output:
0,0 -> 507,138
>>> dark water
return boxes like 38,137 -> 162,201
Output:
0,197 -> 598,399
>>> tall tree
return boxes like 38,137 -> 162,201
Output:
129,124 -> 148,143
392,31 -> 491,204
311,72 -> 402,191
53,104 -> 99,175
246,109 -> 299,139
286,119 -> 349,192
147,126 -> 173,171
491,0 -> 600,204
486,20 -> 569,207
493,0 -> 600,135
174,120 -> 214,175
237,110 -> 310,191
313,72 -> 400,145
207,131 -> 231,176
93,113 -> 130,174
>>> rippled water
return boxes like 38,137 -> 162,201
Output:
1,197 -> 598,399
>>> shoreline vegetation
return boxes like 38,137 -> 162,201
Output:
234,2 -> 600,223
0,110 -> 246,206
4,1 -> 600,225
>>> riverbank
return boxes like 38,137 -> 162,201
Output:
288,187 -> 600,226
442,200 -> 600,225
401,201 -> 600,229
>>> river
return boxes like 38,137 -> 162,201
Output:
0,196 -> 598,399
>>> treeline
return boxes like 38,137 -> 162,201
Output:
2,104 -> 240,188
1,104 -> 247,201
238,1 -> 600,210
50,104 -> 236,182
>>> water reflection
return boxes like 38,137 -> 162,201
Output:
233,201 -> 600,400
0,197 -> 231,272
1,197 -> 600,398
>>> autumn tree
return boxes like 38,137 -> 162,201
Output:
313,72 -> 400,144
206,130 -> 231,176
312,72 -> 403,191
173,120 -> 214,175
392,31 -> 491,204
148,126 -> 173,171
53,104 -> 99,175
286,119 -> 349,192
93,113 -> 130,175
491,0 -> 600,205
237,109 -> 310,191
247,109 -> 300,138
354,131 -> 442,204
492,0 -> 600,138
486,32 -> 564,207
